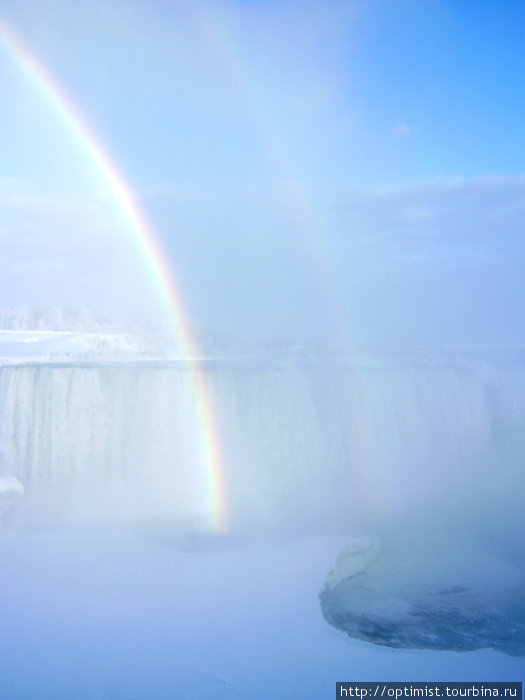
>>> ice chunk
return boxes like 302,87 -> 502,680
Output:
320,539 -> 525,656
0,476 -> 24,523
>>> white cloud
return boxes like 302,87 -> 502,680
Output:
319,174 -> 525,346
2,172 -> 525,348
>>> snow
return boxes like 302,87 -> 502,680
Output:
0,330 -> 149,363
0,477 -> 24,495
0,529 -> 522,699
324,537 -> 382,590
321,537 -> 525,655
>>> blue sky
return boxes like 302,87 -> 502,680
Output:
1,0 -> 525,348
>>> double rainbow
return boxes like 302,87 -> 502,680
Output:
0,18 -> 228,532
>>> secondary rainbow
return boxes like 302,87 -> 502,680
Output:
188,3 -> 354,350
0,18 -> 228,532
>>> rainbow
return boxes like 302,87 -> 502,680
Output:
188,3 -> 354,350
0,18 -> 228,532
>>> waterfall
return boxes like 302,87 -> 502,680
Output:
1,355 -> 524,531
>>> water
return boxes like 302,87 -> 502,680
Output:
1,349 -> 524,683
320,535 -> 525,655
1,352 -> 524,536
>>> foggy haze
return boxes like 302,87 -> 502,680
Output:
1,1 -> 524,695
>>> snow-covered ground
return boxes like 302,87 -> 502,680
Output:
0,330 -> 150,363
0,529 -> 522,699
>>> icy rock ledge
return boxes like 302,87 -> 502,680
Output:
320,540 -> 525,656
0,477 -> 24,524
